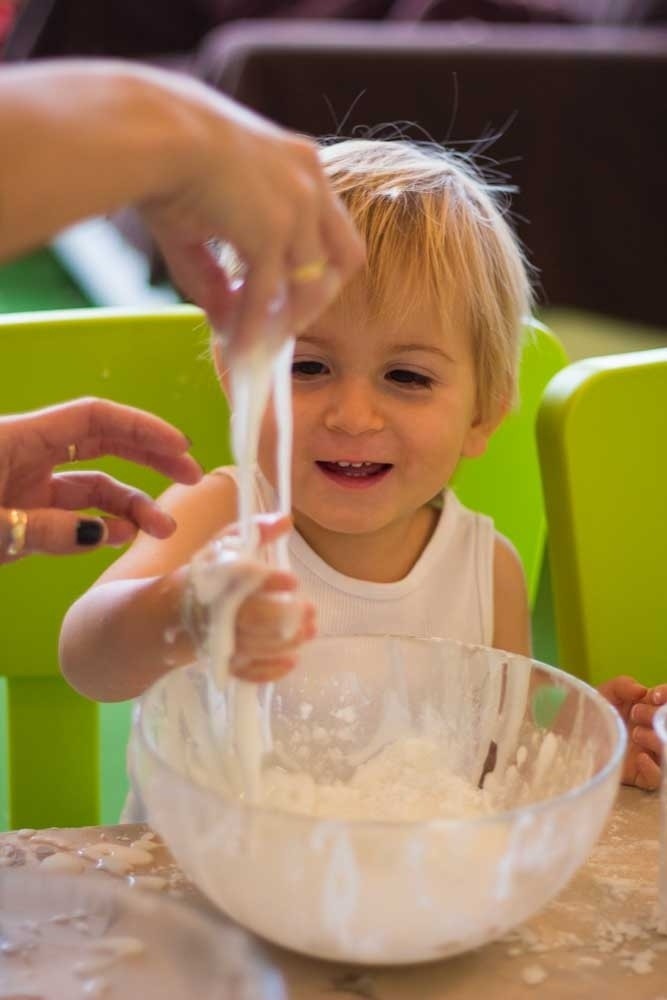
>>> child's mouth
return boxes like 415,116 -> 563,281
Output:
316,460 -> 392,485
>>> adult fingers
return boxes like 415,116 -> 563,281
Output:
51,472 -> 178,540
81,442 -> 202,487
156,238 -> 234,333
284,175 -> 344,336
0,505 -> 111,561
286,181 -> 365,336
283,144 -> 363,331
28,398 -> 202,482
230,254 -> 288,357
319,182 -> 366,286
287,261 -> 343,339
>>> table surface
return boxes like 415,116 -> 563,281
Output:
1,786 -> 666,1000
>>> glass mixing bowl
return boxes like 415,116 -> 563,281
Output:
130,635 -> 625,964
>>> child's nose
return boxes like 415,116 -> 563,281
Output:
323,378 -> 384,435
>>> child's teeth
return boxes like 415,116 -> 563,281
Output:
331,460 -> 378,469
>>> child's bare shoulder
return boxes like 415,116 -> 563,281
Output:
492,532 -> 525,587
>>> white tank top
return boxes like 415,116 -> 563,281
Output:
216,466 -> 495,646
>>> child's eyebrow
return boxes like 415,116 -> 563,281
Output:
389,342 -> 456,364
296,334 -> 456,365
295,334 -> 327,347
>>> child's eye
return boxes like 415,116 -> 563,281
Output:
386,368 -> 434,389
292,360 -> 328,378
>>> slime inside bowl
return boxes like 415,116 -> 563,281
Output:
131,635 -> 625,964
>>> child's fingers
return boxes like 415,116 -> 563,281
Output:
236,592 -> 313,639
631,724 -> 663,757
631,702 -> 661,727
231,655 -> 297,683
598,675 -> 647,706
259,571 -> 298,593
213,512 -> 292,547
254,512 -> 293,544
634,751 -> 662,792
237,630 -> 305,657
236,620 -> 315,661
648,685 -> 667,707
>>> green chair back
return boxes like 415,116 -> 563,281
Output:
537,348 -> 667,687
0,306 -> 231,829
0,309 -> 565,829
453,319 -> 569,605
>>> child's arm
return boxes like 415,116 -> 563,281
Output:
59,472 -> 313,701
598,677 -> 667,790
492,534 -> 532,657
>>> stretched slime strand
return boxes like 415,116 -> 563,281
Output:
226,333 -> 295,801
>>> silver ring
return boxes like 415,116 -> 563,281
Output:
6,508 -> 28,558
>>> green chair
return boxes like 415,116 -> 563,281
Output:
0,306 -> 231,830
0,308 -> 565,830
537,348 -> 667,687
453,319 -> 569,606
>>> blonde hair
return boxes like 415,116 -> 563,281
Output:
319,138 -> 533,422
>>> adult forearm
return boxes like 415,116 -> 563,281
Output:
59,569 -> 195,702
0,61 -> 197,261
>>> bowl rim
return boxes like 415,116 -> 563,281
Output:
133,634 -> 627,832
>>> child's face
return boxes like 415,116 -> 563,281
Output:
256,289 -> 499,552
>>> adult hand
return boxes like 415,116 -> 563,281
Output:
0,397 -> 202,563
0,62 -> 365,353
139,72 -> 365,353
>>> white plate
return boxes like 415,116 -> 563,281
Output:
0,870 -> 285,1000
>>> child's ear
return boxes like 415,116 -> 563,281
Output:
461,400 -> 509,459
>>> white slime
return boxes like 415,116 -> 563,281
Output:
260,737 -> 491,821
190,319 -> 295,802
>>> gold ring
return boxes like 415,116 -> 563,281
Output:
290,258 -> 327,284
6,508 -> 28,558
67,442 -> 78,462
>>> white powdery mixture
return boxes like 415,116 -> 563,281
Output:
261,737 -> 489,821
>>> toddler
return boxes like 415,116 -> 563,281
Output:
60,138 -> 665,792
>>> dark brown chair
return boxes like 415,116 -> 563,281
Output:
196,20 -> 667,328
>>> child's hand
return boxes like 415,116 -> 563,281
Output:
187,512 -> 316,685
231,568 -> 316,683
597,676 -> 666,790
625,684 -> 667,790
